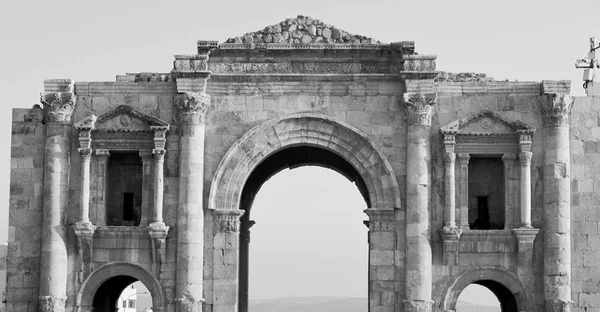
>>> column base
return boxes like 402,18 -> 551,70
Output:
546,299 -> 573,312
404,300 -> 434,312
176,296 -> 205,312
39,296 -> 66,312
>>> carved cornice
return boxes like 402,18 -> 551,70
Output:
40,92 -> 76,124
176,296 -> 205,312
176,92 -> 211,124
39,296 -> 67,312
403,93 -> 437,126
541,93 -> 574,127
402,55 -> 437,71
213,209 -> 245,233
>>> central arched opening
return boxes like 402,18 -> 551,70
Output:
456,281 -> 516,312
92,277 -> 153,312
238,146 -> 370,312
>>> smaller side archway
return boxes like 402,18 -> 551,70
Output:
76,262 -> 166,312
439,267 -> 532,312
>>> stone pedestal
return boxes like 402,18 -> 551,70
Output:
39,81 -> 76,312
403,93 -> 435,312
174,91 -> 211,312
541,93 -> 574,312
72,221 -> 96,282
148,222 -> 169,277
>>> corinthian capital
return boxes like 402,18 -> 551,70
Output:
41,92 -> 76,124
541,93 -> 574,127
403,93 -> 437,126
176,92 -> 211,124
213,209 -> 245,233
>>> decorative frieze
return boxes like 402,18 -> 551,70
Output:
39,296 -> 67,312
402,55 -> 437,72
40,92 -> 76,124
541,93 -> 574,127
176,92 -> 211,124
364,208 -> 395,232
208,62 -> 405,74
403,93 -> 437,126
213,209 -> 245,233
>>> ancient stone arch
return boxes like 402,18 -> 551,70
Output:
76,262 -> 167,312
439,267 -> 532,312
208,112 -> 401,211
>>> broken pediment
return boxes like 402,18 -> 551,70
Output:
441,110 -> 535,136
224,15 -> 381,45
76,105 -> 169,132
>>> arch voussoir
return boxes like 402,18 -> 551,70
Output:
209,113 -> 401,210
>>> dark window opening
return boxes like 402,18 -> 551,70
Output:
468,157 -> 504,230
106,152 -> 143,226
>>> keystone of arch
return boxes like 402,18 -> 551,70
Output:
208,113 -> 401,210
76,261 -> 167,311
438,266 -> 532,312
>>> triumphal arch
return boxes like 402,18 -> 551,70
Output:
4,15 -> 600,312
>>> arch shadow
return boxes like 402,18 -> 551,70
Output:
209,113 -> 401,210
439,267 -> 532,312
76,262 -> 166,311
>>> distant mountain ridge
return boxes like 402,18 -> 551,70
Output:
249,297 -> 500,312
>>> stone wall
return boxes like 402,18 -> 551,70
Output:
7,112 -> 45,311
570,95 -> 600,312
0,243 -> 7,312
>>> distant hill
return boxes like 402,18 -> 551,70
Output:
249,297 -> 500,312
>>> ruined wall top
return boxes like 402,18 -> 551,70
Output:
224,15 -> 381,46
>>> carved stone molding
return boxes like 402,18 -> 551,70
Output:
95,149 -> 110,157
403,299 -> 434,312
403,93 -> 437,126
545,299 -> 573,312
39,296 -> 67,312
148,222 -> 170,277
175,296 -> 205,312
72,221 -> 96,282
41,92 -> 76,124
402,55 -> 437,72
520,151 -> 532,166
176,92 -> 211,124
512,228 -> 539,253
75,115 -> 97,150
541,93 -> 574,127
151,126 -> 168,150
213,209 -> 245,233
364,208 -> 395,232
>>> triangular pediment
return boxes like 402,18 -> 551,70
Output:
224,15 -> 381,45
441,110 -> 535,135
76,105 -> 169,132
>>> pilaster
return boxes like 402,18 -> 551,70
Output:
39,79 -> 75,312
211,209 -> 245,312
364,209 -> 396,310
151,149 -> 166,224
93,149 -> 110,226
139,150 -> 154,227
403,92 -> 435,311
502,154 -> 517,229
541,93 -> 574,312
457,153 -> 470,230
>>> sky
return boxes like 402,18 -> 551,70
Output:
1,0 -> 599,306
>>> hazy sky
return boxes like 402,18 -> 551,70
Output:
1,0 -> 598,306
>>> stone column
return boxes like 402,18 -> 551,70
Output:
502,154 -> 517,229
443,150 -> 456,229
139,150 -> 154,227
541,93 -> 574,311
519,134 -> 533,228
151,149 -> 165,224
403,93 -> 435,312
72,146 -> 96,282
441,133 -> 461,266
457,153 -> 471,230
212,209 -> 245,312
93,149 -> 110,226
39,81 -> 76,312
174,91 -> 211,312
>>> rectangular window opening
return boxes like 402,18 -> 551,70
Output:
468,157 -> 505,230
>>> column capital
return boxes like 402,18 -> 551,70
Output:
153,149 -> 166,160
41,92 -> 76,125
502,153 -> 517,162
364,208 -> 395,231
78,148 -> 92,160
139,149 -> 153,159
403,92 -> 437,126
520,151 -> 532,166
39,296 -> 67,312
541,93 -> 574,127
457,153 -> 470,165
213,209 -> 245,233
176,91 -> 211,125
95,149 -> 110,157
